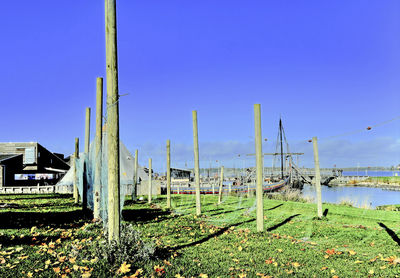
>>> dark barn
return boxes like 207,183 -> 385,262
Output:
0,142 -> 70,187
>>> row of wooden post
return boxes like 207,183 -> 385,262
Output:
72,0 -> 323,242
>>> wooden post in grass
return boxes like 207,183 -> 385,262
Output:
192,110 -> 201,215
132,149 -> 138,201
312,137 -> 323,218
218,166 -> 224,204
105,0 -> 121,242
94,77 -> 103,220
148,158 -> 152,204
74,138 -> 80,204
254,104 -> 264,232
166,140 -> 171,208
83,107 -> 91,210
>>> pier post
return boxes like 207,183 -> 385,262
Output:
192,110 -> 201,215
148,158 -> 152,204
254,104 -> 264,232
218,166 -> 224,204
132,149 -> 138,201
83,107 -> 91,210
167,140 -> 171,208
312,137 -> 323,218
74,138 -> 79,204
105,0 -> 121,242
94,77 -> 103,220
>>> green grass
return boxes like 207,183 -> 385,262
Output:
365,176 -> 400,184
0,194 -> 400,277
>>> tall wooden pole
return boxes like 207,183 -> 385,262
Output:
166,140 -> 171,208
312,137 -> 323,218
132,149 -> 138,201
218,166 -> 224,204
83,107 -> 91,210
105,0 -> 120,242
192,110 -> 201,216
74,138 -> 79,204
254,104 -> 264,232
94,77 -> 103,220
85,107 -> 91,153
148,158 -> 152,204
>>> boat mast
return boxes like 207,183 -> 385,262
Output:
279,118 -> 284,179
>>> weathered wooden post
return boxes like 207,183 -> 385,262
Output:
218,166 -> 224,204
132,149 -> 138,201
312,137 -> 323,218
166,140 -> 171,208
148,158 -> 152,204
105,0 -> 121,242
74,138 -> 79,204
85,107 -> 91,154
94,77 -> 103,220
254,104 -> 264,232
192,110 -> 201,215
83,107 -> 91,210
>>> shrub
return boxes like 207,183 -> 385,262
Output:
265,188 -> 313,203
339,197 -> 354,207
94,223 -> 155,266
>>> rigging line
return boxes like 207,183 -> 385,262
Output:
307,114 -> 400,142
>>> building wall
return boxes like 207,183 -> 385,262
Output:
0,142 -> 38,165
36,144 -> 70,172
0,155 -> 23,187
0,165 -> 3,187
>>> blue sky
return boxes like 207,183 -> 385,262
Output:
0,1 -> 399,171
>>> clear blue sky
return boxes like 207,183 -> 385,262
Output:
0,1 -> 399,171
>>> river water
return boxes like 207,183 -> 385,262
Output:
301,184 -> 400,208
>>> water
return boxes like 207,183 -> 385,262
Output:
302,184 -> 400,208
343,170 -> 399,177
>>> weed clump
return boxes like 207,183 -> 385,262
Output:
265,188 -> 313,203
94,223 -> 155,266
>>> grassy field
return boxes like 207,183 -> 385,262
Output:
0,193 -> 399,277
365,176 -> 400,184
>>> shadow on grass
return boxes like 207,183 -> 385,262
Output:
122,208 -> 187,224
378,222 -> 400,246
0,194 -> 72,201
172,218 -> 256,251
0,209 -> 89,229
203,207 -> 224,214
266,204 -> 283,211
208,207 -> 247,217
0,234 -> 63,247
267,214 -> 301,232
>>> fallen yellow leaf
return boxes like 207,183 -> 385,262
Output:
292,262 -> 300,268
348,250 -> 356,256
117,262 -> 131,274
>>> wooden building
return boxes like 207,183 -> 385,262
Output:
0,142 -> 70,187
171,168 -> 192,182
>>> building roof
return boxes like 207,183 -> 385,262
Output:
170,167 -> 192,173
0,154 -> 22,162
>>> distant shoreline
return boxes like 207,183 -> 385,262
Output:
328,177 -> 400,190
